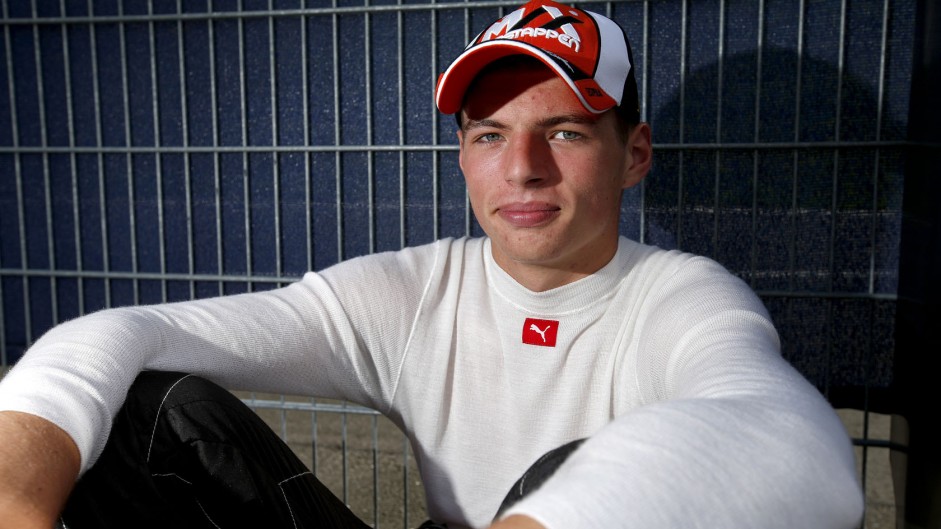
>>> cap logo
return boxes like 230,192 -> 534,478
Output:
477,5 -> 584,53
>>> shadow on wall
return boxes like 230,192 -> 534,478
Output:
637,46 -> 906,405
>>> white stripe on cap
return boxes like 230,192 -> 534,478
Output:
587,9 -> 630,108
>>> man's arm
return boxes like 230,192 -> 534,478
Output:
0,411 -> 80,529
0,254 -> 430,526
496,255 -> 865,528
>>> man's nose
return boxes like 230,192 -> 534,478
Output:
505,134 -> 551,187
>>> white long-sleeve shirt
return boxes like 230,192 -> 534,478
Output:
0,236 -> 864,528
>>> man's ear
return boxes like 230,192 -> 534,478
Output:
622,122 -> 652,190
457,129 -> 466,172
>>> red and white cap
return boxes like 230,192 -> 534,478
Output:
435,0 -> 639,120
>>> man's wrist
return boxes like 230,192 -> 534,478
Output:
487,514 -> 547,529
0,411 -> 80,529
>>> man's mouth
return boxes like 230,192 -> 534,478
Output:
496,202 -> 561,228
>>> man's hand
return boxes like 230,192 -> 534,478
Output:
488,514 -> 547,529
0,411 -> 80,529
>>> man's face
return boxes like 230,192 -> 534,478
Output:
458,62 -> 648,291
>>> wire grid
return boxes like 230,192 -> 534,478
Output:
0,0 -> 916,527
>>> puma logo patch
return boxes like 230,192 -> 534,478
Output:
522,318 -> 559,347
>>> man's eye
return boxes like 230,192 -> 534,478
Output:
478,133 -> 502,142
553,130 -> 581,140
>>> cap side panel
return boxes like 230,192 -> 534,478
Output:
588,10 -> 630,108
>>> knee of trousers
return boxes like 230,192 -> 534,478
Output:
124,371 -> 236,419
63,372 -> 250,528
494,438 -> 587,520
97,372 -> 359,528
98,370 -> 252,473
117,371 -> 266,459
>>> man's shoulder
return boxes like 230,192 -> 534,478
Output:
346,236 -> 484,264
320,236 -> 487,278
305,237 -> 489,313
618,237 -> 738,282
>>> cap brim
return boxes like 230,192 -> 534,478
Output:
435,40 -> 607,116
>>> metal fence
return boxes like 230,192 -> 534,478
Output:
0,0 -> 919,527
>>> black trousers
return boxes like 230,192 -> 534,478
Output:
61,372 -> 583,529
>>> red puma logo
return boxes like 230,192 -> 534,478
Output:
522,318 -> 559,347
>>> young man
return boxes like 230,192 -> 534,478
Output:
0,1 -> 864,528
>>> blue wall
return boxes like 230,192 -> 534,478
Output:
0,0 -> 917,399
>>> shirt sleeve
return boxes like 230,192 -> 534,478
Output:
501,255 -> 865,529
0,242 -> 440,474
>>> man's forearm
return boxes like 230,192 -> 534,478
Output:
0,411 -> 80,529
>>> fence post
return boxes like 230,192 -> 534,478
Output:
894,0 -> 941,526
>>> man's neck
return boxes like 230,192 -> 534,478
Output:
491,240 -> 620,293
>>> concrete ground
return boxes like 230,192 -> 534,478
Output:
242,392 -> 897,529
837,408 -> 898,529
242,393 -> 429,528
